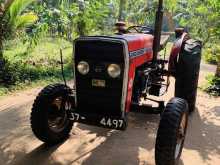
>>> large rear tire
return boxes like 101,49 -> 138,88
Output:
31,84 -> 74,144
175,39 -> 202,112
155,98 -> 189,165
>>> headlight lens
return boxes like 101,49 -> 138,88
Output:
107,64 -> 121,78
77,61 -> 89,75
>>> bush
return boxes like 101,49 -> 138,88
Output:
205,75 -> 220,96
1,37 -> 73,87
0,59 -> 19,86
1,59 -> 73,86
0,37 -> 73,96
203,45 -> 220,65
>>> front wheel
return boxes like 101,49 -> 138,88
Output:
155,98 -> 189,165
31,84 -> 74,144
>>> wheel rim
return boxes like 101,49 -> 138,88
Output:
175,113 -> 187,159
48,97 -> 71,132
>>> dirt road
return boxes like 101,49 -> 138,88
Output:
0,68 -> 219,165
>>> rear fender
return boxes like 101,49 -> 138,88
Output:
168,33 -> 189,76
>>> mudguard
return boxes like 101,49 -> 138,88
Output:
168,33 -> 189,76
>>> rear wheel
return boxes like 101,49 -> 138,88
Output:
155,97 -> 189,165
31,84 -> 74,144
175,39 -> 202,112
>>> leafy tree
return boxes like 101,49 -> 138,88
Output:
118,0 -> 126,21
172,0 -> 220,91
126,0 -> 156,25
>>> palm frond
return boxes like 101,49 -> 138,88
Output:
1,0 -> 37,40
8,0 -> 36,25
3,0 -> 14,11
15,12 -> 38,29
0,0 -> 14,17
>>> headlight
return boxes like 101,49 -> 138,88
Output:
107,64 -> 121,78
77,61 -> 89,75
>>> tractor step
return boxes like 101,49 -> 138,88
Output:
131,101 -> 164,114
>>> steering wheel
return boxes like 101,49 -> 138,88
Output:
126,26 -> 154,34
126,26 -> 143,33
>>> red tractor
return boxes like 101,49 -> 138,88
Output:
30,0 -> 202,164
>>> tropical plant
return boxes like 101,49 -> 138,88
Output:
1,0 -> 38,42
0,0 -> 38,84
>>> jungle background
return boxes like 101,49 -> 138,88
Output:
0,0 -> 220,96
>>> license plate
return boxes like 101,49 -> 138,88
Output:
92,79 -> 105,87
100,118 -> 124,129
68,112 -> 126,130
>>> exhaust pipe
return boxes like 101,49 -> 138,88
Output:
153,0 -> 164,63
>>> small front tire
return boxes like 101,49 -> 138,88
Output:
31,84 -> 74,144
155,98 -> 189,165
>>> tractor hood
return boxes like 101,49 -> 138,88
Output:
114,34 -> 154,55
75,34 -> 154,62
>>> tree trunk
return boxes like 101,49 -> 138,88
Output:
0,13 -> 3,60
0,38 -> 3,60
77,18 -> 86,36
0,13 -> 5,84
164,11 -> 175,31
118,0 -> 126,21
0,14 -> 4,64
216,58 -> 220,77
76,0 -> 86,36
0,30 -> 4,84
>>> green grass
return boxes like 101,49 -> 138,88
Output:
4,37 -> 72,63
0,37 -> 73,96
0,71 -> 73,97
0,77 -> 67,96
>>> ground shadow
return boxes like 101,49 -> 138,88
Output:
0,101 -> 75,165
184,106 -> 220,162
0,105 -> 160,165
0,103 -> 34,165
12,143 -> 64,165
70,113 -> 160,165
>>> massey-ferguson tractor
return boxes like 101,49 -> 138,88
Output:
30,0 -> 202,164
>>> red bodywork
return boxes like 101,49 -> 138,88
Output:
168,33 -> 188,74
118,32 -> 187,113
116,34 -> 154,112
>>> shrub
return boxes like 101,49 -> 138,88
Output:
0,37 -> 72,95
203,45 -> 220,65
0,57 -> 72,87
205,75 -> 220,96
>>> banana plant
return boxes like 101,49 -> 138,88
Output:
0,0 -> 38,59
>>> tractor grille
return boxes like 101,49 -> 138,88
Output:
74,39 -> 125,116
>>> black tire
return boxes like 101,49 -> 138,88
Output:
31,84 -> 74,144
155,98 -> 189,165
175,39 -> 202,112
